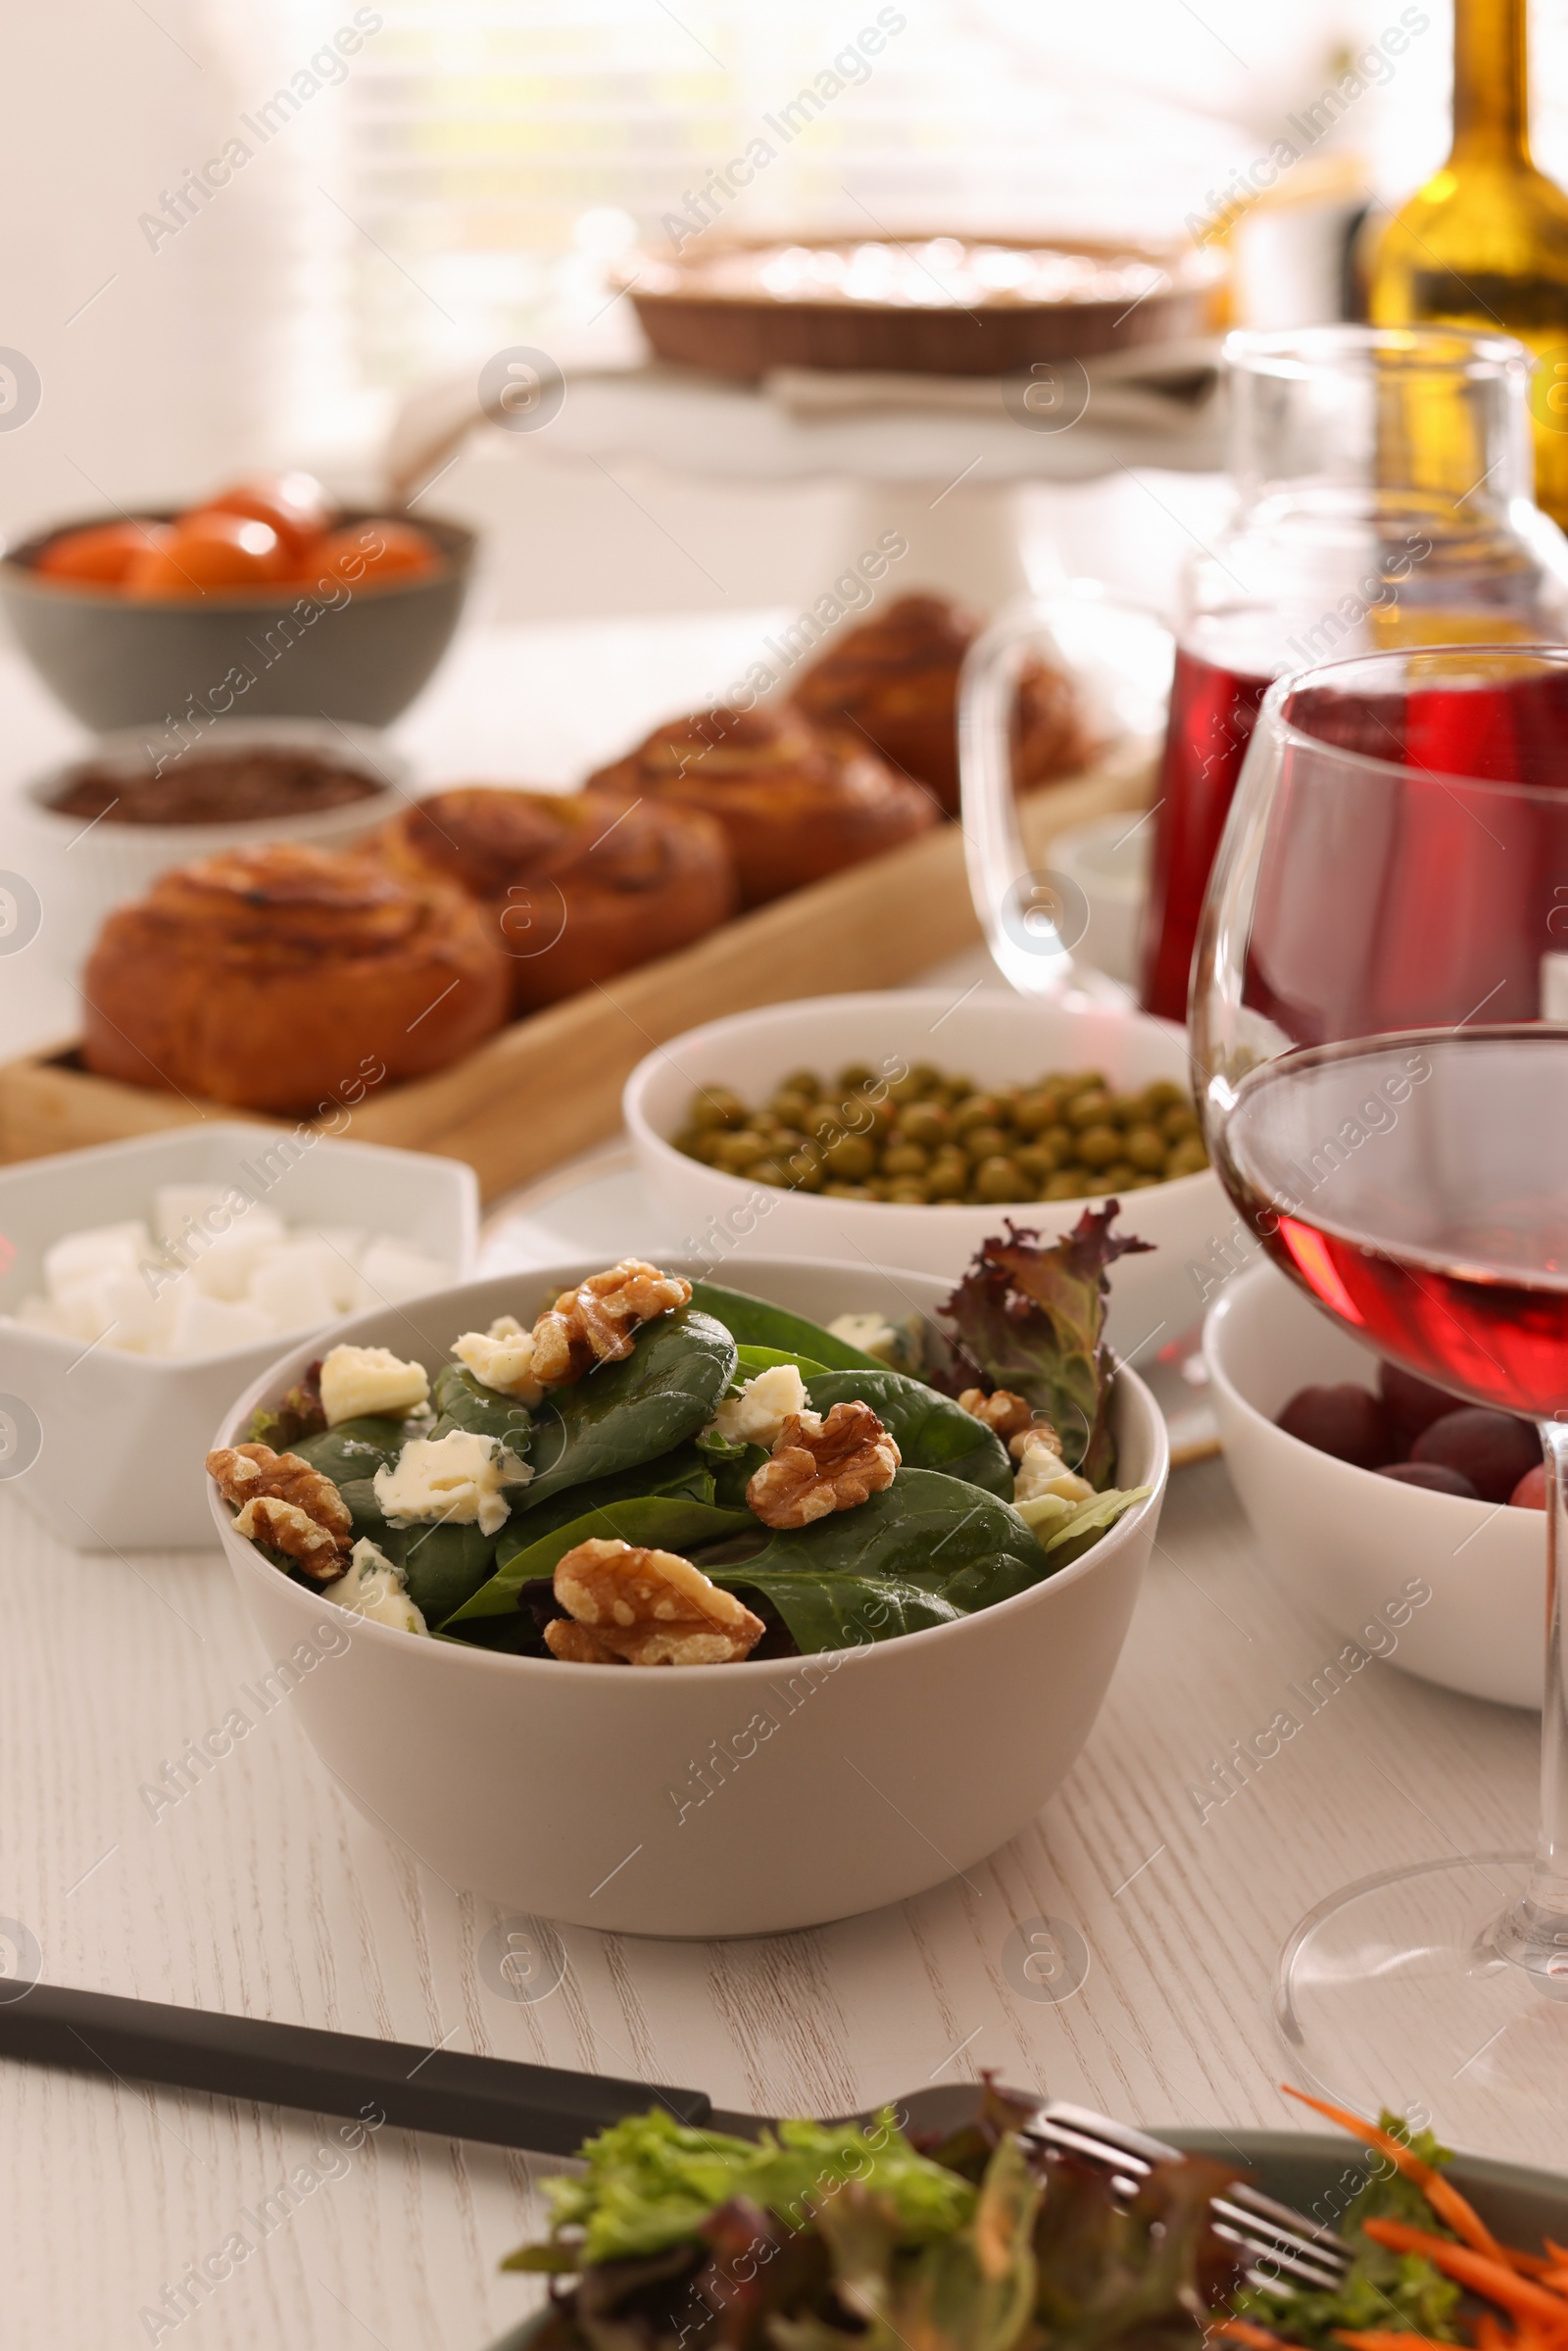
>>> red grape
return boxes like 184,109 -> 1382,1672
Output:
1511,1464 -> 1546,1510
1410,1408 -> 1541,1504
1378,1359 -> 1468,1452
1377,1461 -> 1478,1497
1277,1384 -> 1392,1469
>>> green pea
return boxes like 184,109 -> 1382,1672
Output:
1013,1090 -> 1062,1136
1141,1080 -> 1184,1112
1124,1123 -> 1168,1174
769,1089 -> 815,1127
714,1131 -> 767,1172
886,1179 -> 930,1204
1102,1161 -> 1139,1191
1066,1089 -> 1116,1130
951,1094 -> 1004,1136
899,1100 -> 951,1148
962,1123 -> 1011,1162
688,1089 -> 747,1131
750,1158 -> 789,1187
1016,1141 -> 1060,1181
881,1141 -> 929,1178
822,1181 -> 874,1199
926,1152 -> 970,1200
1042,1170 -> 1088,1200
973,1155 -> 1026,1202
1167,1134 -> 1210,1177
837,1062 -> 876,1090
1162,1102 -> 1200,1143
1042,1123 -> 1075,1159
823,1133 -> 877,1181
1074,1124 -> 1122,1170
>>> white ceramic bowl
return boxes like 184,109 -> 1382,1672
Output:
15,716 -> 408,970
209,1254 -> 1169,1936
624,991 -> 1225,1359
1205,1260 -> 1544,1710
1051,814 -> 1151,990
0,1125 -> 477,1552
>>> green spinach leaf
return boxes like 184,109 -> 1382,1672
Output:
517,1306 -> 736,1510
710,1467 -> 1053,1653
290,1417 -> 408,1486
806,1371 -> 1011,1497
332,1475 -> 501,1627
689,1282 -> 890,1373
732,1343 -> 831,1382
445,1495 -> 753,1628
429,1361 -> 533,1455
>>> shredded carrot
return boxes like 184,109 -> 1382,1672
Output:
1335,2332 -> 1470,2350
1360,2220 -> 1568,2328
1280,2086 -> 1506,2261
1213,2324 -> 1288,2350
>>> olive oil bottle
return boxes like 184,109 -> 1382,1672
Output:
1366,0 -> 1568,525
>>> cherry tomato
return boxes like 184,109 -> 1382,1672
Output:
317,518 -> 439,589
33,520 -> 172,586
192,470 -> 330,562
124,512 -> 291,597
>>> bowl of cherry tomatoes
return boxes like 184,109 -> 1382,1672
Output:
0,470 -> 476,730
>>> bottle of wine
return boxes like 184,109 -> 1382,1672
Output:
1365,0 -> 1568,525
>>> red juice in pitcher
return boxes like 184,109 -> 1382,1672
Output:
1139,636 -> 1274,1023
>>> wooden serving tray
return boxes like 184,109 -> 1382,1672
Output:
0,752 -> 1152,1200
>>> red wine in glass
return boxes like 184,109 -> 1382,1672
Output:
1218,1027 -> 1568,1418
1146,643 -> 1568,1027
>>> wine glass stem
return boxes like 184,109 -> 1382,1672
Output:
1495,1417 -> 1568,1975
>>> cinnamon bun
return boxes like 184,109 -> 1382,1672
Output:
586,703 -> 937,905
375,786 -> 738,1010
81,842 -> 511,1114
793,592 -> 1095,813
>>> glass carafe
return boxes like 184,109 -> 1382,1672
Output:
1136,324 -> 1568,1022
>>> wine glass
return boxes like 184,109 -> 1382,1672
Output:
1191,640 -> 1568,2143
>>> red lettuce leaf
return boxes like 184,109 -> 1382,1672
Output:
927,1208 -> 1152,1490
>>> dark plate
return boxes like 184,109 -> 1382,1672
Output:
477,2126 -> 1568,2351
0,510 -> 476,730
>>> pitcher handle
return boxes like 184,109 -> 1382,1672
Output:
957,590 -> 1172,1005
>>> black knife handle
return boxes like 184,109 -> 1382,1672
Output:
0,1980 -> 712,2154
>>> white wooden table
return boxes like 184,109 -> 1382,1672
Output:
0,614 -> 1556,2348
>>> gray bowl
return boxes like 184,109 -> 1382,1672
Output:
478,2127 -> 1568,2351
0,509 -> 476,731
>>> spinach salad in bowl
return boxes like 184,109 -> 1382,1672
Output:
207,1208 -> 1152,1664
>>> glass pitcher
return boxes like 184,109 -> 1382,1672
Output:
959,324 -> 1568,1021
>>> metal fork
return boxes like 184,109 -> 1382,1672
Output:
1025,2097 -> 1352,2294
0,1981 -> 1353,2291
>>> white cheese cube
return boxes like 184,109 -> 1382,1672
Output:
373,1430 -> 529,1537
289,1229 -> 368,1311
710,1362 -> 812,1449
452,1315 -> 539,1398
319,1344 -> 430,1427
325,1539 -> 428,1635
152,1185 -> 232,1244
44,1220 -> 149,1298
248,1246 -> 340,1336
357,1238 -> 452,1305
166,1289 -> 273,1357
188,1207 -> 288,1300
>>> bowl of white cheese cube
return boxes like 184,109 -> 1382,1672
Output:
0,1124 -> 476,1550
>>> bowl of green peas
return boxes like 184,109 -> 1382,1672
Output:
624,989 -> 1225,1352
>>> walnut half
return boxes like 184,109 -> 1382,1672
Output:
745,1400 -> 901,1530
530,1258 -> 693,1389
958,1387 -> 1060,1460
544,1536 -> 763,1666
207,1442 -> 352,1580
